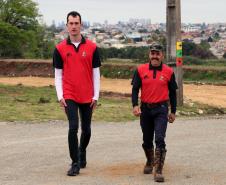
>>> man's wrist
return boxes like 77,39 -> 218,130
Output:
171,108 -> 176,114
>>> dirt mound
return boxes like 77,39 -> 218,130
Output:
0,59 -> 53,77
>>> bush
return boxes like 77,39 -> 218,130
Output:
223,52 -> 226,59
183,56 -> 226,66
183,56 -> 203,65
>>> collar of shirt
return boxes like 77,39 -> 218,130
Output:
66,35 -> 86,45
149,62 -> 163,71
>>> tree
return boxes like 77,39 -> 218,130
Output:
34,25 -> 55,59
223,52 -> 226,59
182,41 -> 196,56
213,32 -> 220,40
0,21 -> 24,57
207,37 -> 213,42
200,30 -> 205,35
0,0 -> 55,58
0,0 -> 39,30
183,40 -> 215,59
199,40 -> 210,50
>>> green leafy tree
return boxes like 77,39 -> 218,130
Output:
213,32 -> 220,40
0,21 -> 24,57
0,0 -> 39,30
199,40 -> 210,50
182,40 -> 197,56
207,37 -> 213,42
223,52 -> 226,59
183,40 -> 215,59
0,0 -> 55,58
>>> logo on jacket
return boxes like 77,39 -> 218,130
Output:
159,75 -> 165,81
82,51 -> 86,57
67,52 -> 72,57
144,74 -> 149,79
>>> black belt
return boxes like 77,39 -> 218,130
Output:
142,101 -> 168,109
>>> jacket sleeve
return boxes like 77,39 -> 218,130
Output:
53,48 -> 63,69
168,72 -> 178,113
131,69 -> 141,107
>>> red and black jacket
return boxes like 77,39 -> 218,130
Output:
132,62 -> 178,113
53,35 -> 101,103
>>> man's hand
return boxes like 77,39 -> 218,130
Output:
133,106 -> 141,117
59,98 -> 67,107
168,113 -> 176,123
90,99 -> 97,111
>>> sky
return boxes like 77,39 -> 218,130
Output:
34,0 -> 226,25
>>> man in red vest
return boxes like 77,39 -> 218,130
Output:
53,11 -> 101,176
132,43 -> 177,182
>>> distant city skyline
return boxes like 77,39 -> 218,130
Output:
34,0 -> 226,25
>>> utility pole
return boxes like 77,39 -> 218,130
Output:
166,0 -> 183,106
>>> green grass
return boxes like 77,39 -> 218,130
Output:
183,56 -> 226,66
101,59 -> 226,83
0,84 -> 65,121
0,84 -> 225,122
93,97 -> 135,122
183,69 -> 226,83
177,101 -> 226,116
104,58 -> 139,65
0,84 -> 136,122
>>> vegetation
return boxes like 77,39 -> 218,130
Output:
182,40 -> 215,59
0,0 -> 219,61
223,52 -> 226,59
101,63 -> 136,79
0,84 -> 225,122
100,58 -> 226,83
183,66 -> 226,83
0,0 -> 55,58
99,39 -> 215,62
99,46 -> 150,63
0,84 -> 135,122
183,56 -> 226,66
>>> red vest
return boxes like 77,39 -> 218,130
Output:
56,39 -> 96,103
138,63 -> 173,103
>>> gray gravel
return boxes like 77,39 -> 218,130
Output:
0,116 -> 226,185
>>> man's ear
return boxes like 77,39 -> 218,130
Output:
161,52 -> 164,59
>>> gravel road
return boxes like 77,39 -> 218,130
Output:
1,116 -> 226,185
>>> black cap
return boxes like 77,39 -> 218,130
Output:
150,42 -> 163,52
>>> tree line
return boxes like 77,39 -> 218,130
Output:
99,40 -> 217,63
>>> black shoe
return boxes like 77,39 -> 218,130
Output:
79,151 -> 87,168
67,163 -> 80,176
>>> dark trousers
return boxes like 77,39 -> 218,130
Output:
140,103 -> 168,150
65,99 -> 93,164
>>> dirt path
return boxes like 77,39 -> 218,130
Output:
0,77 -> 226,108
0,118 -> 226,185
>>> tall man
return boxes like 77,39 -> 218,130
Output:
53,11 -> 101,176
131,43 -> 177,182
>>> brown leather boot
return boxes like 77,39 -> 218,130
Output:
154,148 -> 167,182
143,147 -> 154,174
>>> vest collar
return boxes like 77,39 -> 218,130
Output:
149,62 -> 163,71
66,35 -> 86,45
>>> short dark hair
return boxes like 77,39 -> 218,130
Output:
67,11 -> 81,23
